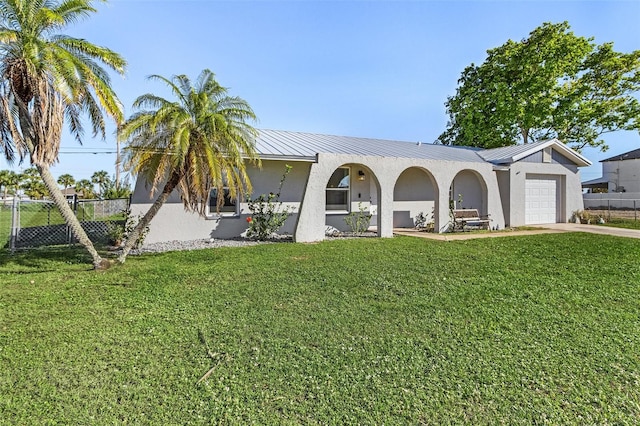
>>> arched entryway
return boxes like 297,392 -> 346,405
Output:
393,167 -> 438,229
449,170 -> 488,216
324,164 -> 381,234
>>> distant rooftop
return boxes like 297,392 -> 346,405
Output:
601,147 -> 640,162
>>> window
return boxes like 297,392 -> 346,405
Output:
542,147 -> 552,163
326,167 -> 350,211
208,187 -> 238,216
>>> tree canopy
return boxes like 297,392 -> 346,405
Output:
0,0 -> 126,269
438,21 -> 640,151
117,69 -> 259,262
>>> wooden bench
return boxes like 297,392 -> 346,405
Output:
453,209 -> 491,231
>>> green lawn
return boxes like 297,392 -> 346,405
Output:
1,234 -> 639,424
600,217 -> 640,230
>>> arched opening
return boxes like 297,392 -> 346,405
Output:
449,170 -> 488,216
393,167 -> 438,229
324,164 -> 380,234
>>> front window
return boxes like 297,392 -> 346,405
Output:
326,168 -> 350,211
209,187 -> 238,216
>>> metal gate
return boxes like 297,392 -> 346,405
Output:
3,197 -> 128,250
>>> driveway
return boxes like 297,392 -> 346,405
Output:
394,223 -> 640,241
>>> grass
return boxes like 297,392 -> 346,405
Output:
1,234 -> 639,424
599,217 -> 640,230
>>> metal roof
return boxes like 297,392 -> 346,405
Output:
601,147 -> 640,162
478,139 -> 591,167
478,141 -> 551,163
255,129 -> 487,163
582,176 -> 608,186
254,130 -> 591,167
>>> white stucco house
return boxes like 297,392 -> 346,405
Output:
582,147 -> 640,193
130,130 -> 591,244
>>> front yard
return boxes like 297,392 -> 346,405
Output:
1,234 -> 639,424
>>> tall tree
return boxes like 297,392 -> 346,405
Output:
20,167 -> 47,199
57,173 -> 75,193
0,168 -> 19,204
0,0 -> 126,269
438,21 -> 640,151
74,178 -> 95,199
0,169 -> 10,200
91,170 -> 109,198
118,69 -> 260,263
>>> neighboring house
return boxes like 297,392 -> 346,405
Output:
582,147 -> 640,193
130,130 -> 590,244
61,188 -> 78,201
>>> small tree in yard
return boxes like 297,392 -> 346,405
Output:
245,165 -> 295,240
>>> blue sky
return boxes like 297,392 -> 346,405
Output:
2,0 -> 639,182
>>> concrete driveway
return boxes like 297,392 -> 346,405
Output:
394,223 -> 640,241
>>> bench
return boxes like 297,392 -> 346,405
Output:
453,209 -> 491,231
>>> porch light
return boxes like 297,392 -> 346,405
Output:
358,170 -> 365,181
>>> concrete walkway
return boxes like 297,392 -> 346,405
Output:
394,223 -> 640,241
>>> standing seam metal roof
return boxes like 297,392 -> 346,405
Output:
255,129 -> 487,163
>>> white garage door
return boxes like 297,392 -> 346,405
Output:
525,177 -> 558,224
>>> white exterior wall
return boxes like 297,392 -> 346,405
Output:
602,159 -> 640,193
393,168 -> 436,228
506,162 -> 584,227
130,160 -> 311,244
130,148 -> 586,245
293,153 -> 506,241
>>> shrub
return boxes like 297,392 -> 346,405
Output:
246,165 -> 295,240
344,203 -> 372,235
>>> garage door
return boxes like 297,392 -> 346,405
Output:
525,177 -> 558,224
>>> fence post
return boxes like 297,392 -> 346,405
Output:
635,200 -> 637,222
607,199 -> 611,221
10,197 -> 18,252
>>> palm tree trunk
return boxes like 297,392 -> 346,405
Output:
36,163 -> 109,269
117,172 -> 181,264
15,107 -> 108,270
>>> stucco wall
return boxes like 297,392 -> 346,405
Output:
130,160 -> 311,244
393,168 -> 436,228
602,159 -> 640,193
130,148 -> 586,244
293,153 -> 506,241
507,162 -> 584,226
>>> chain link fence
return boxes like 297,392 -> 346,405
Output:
583,196 -> 640,221
2,197 -> 129,250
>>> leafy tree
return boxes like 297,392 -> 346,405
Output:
0,169 -> 11,200
20,167 -> 47,199
438,21 -> 640,151
91,170 -> 110,198
118,69 -> 260,262
57,173 -> 75,193
74,179 -> 95,199
0,0 -> 126,269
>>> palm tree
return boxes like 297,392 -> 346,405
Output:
91,170 -> 110,198
118,69 -> 260,262
0,0 -> 126,269
57,173 -> 75,195
74,178 -> 95,199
